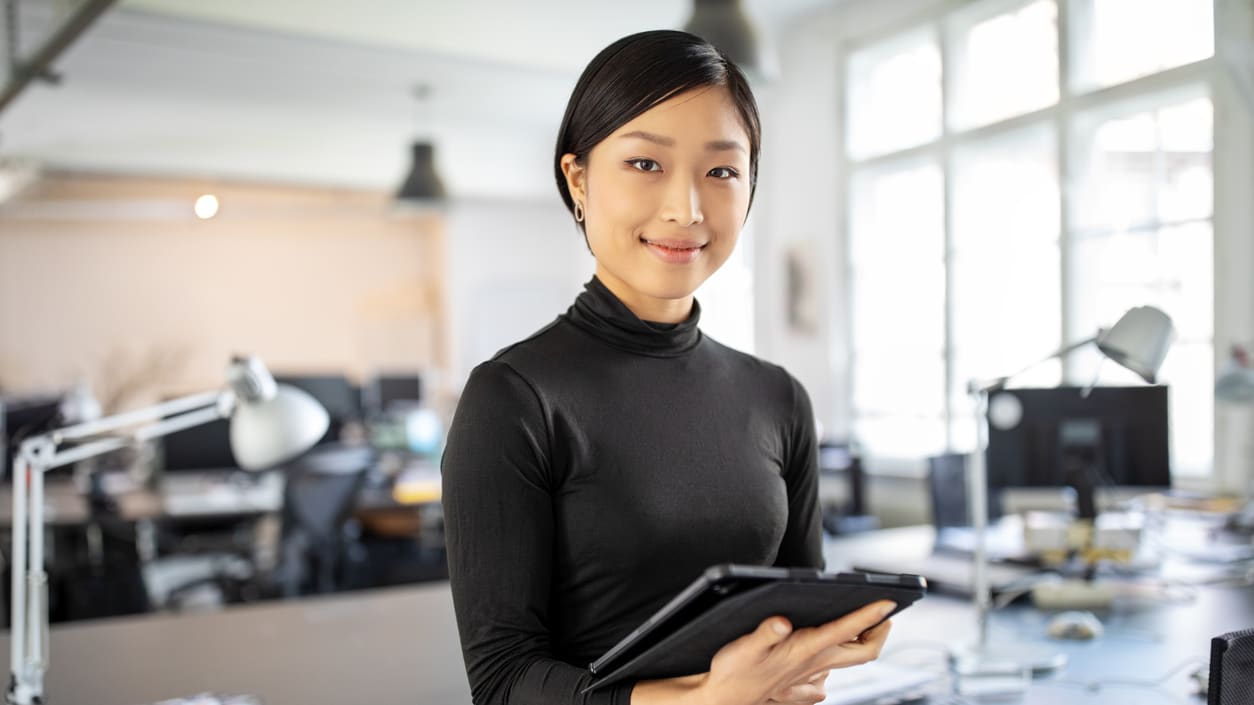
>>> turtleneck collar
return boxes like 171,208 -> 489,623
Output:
563,275 -> 702,357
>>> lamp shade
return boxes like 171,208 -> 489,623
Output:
1096,305 -> 1175,383
229,384 -> 329,471
1216,347 -> 1254,403
396,142 -> 447,201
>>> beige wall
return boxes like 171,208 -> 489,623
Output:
0,173 -> 445,411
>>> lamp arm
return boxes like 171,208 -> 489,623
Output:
8,391 -> 232,705
969,335 -> 1099,395
52,389 -> 225,444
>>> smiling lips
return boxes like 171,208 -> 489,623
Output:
641,237 -> 707,265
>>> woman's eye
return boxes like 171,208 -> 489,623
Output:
709,167 -> 739,180
627,159 -> 661,172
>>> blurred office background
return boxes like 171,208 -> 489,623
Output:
0,0 -> 1251,645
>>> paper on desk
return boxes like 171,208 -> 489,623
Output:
823,660 -> 937,705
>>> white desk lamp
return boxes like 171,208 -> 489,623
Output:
956,306 -> 1176,688
7,356 -> 329,705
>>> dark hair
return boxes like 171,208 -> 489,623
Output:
553,29 -> 762,233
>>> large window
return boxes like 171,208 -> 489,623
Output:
845,0 -> 1215,476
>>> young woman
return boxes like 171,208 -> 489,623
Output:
441,29 -> 895,705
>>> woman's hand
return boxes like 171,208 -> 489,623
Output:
765,668 -> 830,704
630,599 -> 896,705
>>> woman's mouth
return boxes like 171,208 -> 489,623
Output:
640,237 -> 707,265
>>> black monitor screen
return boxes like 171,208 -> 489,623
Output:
370,374 -> 422,412
161,416 -> 238,472
2,396 -> 62,478
985,386 -> 1170,491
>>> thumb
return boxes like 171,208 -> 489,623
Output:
754,616 -> 793,649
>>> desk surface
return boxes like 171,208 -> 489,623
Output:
824,525 -> 1254,704
0,583 -> 470,705
1,528 -> 1249,705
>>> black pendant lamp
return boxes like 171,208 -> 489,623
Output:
683,0 -> 762,77
396,141 -> 447,202
396,83 -> 447,203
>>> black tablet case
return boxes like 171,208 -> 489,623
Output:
584,578 -> 924,692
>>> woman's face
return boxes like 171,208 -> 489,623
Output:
561,85 -> 752,322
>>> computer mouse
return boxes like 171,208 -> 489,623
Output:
1046,610 -> 1104,640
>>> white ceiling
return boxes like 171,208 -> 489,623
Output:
0,0 -> 844,198
120,0 -> 838,74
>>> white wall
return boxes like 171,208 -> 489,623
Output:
443,199 -> 594,390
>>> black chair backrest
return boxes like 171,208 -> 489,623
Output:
928,453 -> 971,529
282,444 -> 373,543
1210,628 -> 1254,705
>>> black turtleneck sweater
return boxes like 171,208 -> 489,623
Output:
441,276 -> 823,705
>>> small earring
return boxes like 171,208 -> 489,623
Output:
574,200 -> 585,223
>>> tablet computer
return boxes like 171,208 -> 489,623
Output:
583,564 -> 926,693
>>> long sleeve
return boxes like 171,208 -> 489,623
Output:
441,360 -> 636,705
772,374 -> 824,570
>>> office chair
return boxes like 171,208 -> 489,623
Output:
1209,628 -> 1254,705
275,443 -> 373,596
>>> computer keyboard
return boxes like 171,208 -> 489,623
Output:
160,470 -> 283,517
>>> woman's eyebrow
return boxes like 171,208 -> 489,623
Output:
619,130 -> 746,154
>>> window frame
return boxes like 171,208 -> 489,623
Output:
839,0 -> 1222,484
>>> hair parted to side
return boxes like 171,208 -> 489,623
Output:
553,29 -> 762,234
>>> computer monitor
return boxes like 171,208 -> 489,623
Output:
273,374 -> 361,444
364,374 -> 423,415
1,395 -> 63,480
160,415 -> 238,472
986,386 -> 1170,518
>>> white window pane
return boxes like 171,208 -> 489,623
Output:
854,415 -> 948,462
1069,0 -> 1214,93
850,161 -> 945,264
847,28 -> 942,159
851,265 -> 946,352
852,354 -> 946,417
1071,91 -> 1212,233
1069,222 -> 1213,343
952,122 -> 1059,251
1158,343 -> 1213,476
951,245 -> 1062,375
849,155 -> 946,462
948,0 -> 1060,130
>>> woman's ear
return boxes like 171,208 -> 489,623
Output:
560,153 -> 587,204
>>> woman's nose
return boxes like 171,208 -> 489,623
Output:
660,175 -> 704,226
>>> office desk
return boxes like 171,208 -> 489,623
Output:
2,528 -> 1249,705
0,583 -> 470,705
825,526 -> 1254,704
0,482 -> 164,526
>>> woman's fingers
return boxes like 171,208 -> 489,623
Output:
815,600 -> 897,643
769,670 -> 831,703
808,619 -> 893,671
766,678 -> 828,704
778,600 -> 895,667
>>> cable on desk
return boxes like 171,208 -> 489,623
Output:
1034,656 -> 1206,705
